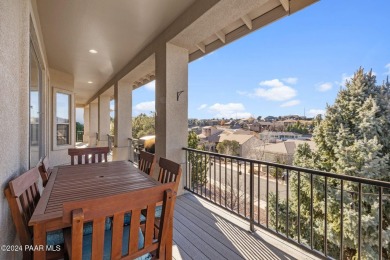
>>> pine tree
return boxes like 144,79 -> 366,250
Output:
188,131 -> 208,186
269,68 -> 390,259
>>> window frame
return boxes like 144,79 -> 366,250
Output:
52,87 -> 74,150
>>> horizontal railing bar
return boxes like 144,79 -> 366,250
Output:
182,147 -> 390,188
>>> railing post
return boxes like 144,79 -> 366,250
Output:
250,161 -> 254,232
107,134 -> 111,152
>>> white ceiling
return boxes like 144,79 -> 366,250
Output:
37,0 -> 195,104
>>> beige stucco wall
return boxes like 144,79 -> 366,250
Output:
49,68 -> 75,166
0,0 -> 30,259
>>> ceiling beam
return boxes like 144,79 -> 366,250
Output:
215,30 -> 226,43
241,15 -> 252,30
189,0 -> 319,62
196,42 -> 206,53
279,0 -> 290,12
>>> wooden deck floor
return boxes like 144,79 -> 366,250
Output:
172,193 -> 320,260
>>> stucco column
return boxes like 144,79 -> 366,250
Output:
98,95 -> 110,147
88,101 -> 98,147
83,105 -> 90,143
112,82 -> 132,161
155,43 -> 188,194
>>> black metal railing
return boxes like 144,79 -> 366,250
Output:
183,147 -> 390,259
128,138 -> 142,164
76,131 -> 84,142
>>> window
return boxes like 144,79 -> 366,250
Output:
53,88 -> 73,149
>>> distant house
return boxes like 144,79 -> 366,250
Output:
251,140 -> 316,165
197,126 -> 223,152
247,121 -> 276,132
189,126 -> 201,134
264,116 -> 277,122
280,119 -> 313,127
199,126 -> 221,137
260,131 -> 303,142
218,132 -> 262,158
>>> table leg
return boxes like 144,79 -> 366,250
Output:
33,223 -> 46,260
166,194 -> 176,259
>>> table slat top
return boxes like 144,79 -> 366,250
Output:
30,160 -> 159,225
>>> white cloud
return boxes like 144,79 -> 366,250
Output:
336,73 -> 353,86
144,81 -> 155,91
198,104 -> 207,110
280,100 -> 300,107
317,82 -> 333,92
134,101 -> 155,112
282,77 -> 298,85
208,103 -> 251,118
384,63 -> 390,75
251,79 -> 297,101
308,109 -> 325,117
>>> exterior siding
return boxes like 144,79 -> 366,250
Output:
0,0 -> 30,259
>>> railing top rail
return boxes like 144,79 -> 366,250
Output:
183,147 -> 390,188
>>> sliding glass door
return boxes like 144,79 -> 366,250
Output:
29,42 -> 43,167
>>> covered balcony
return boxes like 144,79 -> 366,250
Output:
5,0 -> 389,259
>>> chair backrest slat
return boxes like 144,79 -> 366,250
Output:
63,184 -> 175,259
4,167 -> 41,259
38,156 -> 52,187
157,157 -> 182,193
139,151 -> 155,176
42,156 -> 51,176
92,217 -> 106,258
68,147 -> 109,165
111,213 -> 125,259
144,204 -> 156,247
129,210 -> 141,254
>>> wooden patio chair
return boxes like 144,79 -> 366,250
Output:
68,147 -> 109,165
37,156 -> 51,187
62,185 -> 175,259
139,150 -> 155,176
145,157 -> 181,237
4,167 -> 64,260
157,157 -> 182,193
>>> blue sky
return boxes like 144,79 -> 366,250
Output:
77,1 -> 390,122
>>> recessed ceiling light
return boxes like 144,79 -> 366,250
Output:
88,81 -> 93,84
89,49 -> 98,54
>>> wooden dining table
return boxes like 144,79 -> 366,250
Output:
29,160 -> 173,259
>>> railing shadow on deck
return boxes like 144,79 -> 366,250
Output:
173,193 -> 301,260
182,147 -> 390,260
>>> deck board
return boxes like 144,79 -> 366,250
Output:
172,193 -> 320,260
